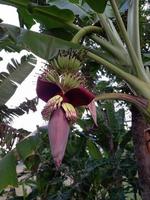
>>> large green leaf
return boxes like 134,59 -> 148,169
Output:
45,27 -> 74,41
0,54 -> 36,105
0,23 -> 80,60
49,0 -> 92,20
0,152 -> 18,190
85,0 -> 107,13
0,128 -> 43,191
31,5 -> 75,29
16,135 -> 41,161
0,0 -> 75,29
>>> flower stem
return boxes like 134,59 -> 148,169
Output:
95,92 -> 150,121
95,93 -> 147,108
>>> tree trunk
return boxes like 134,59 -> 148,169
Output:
131,106 -> 150,200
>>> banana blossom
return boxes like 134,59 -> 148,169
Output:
36,77 -> 95,168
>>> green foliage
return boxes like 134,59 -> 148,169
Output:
85,0 -> 107,13
0,74 -> 17,106
48,0 -> 94,21
0,54 -> 36,105
17,8 -> 35,29
7,54 -> 36,84
30,4 -> 75,29
0,98 -> 38,122
0,24 -> 80,60
0,152 -> 18,190
87,139 -> 102,159
16,135 -> 40,161
0,133 -> 41,192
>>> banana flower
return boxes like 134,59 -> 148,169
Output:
36,69 -> 95,168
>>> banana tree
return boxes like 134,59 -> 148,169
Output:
0,0 -> 150,199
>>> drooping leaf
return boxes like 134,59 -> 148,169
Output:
0,23 -> 80,60
85,0 -> 107,13
0,0 -> 76,29
30,4 -> 75,29
0,152 -> 18,190
0,24 -> 23,52
16,135 -> 41,161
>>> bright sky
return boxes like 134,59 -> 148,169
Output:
0,5 -> 46,131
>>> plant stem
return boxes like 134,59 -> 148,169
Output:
109,0 -> 149,82
98,14 -> 124,49
95,92 -> 148,109
90,34 -> 128,64
72,26 -> 102,43
70,24 -> 128,64
71,24 -> 150,99
87,51 -> 150,99
96,93 -> 150,120
68,22 -> 81,31
72,25 -> 131,69
127,0 -> 143,64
